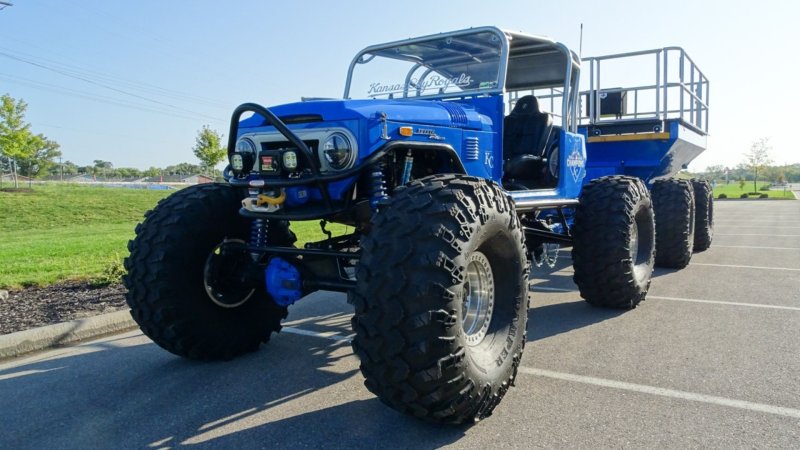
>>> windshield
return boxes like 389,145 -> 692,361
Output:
345,30 -> 504,99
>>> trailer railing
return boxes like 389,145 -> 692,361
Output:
580,47 -> 709,134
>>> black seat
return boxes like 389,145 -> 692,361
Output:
503,95 -> 554,179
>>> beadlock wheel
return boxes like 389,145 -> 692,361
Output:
351,174 -> 528,423
462,251 -> 495,347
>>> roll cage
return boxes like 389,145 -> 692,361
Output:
344,26 -> 582,132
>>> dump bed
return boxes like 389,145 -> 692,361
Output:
578,47 -> 709,183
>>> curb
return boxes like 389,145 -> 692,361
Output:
0,309 -> 137,360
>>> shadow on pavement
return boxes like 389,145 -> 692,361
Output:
0,326 -> 466,449
528,300 -> 627,342
526,252 -> 638,341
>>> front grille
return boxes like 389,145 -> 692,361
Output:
260,140 -> 319,173
261,140 -> 319,152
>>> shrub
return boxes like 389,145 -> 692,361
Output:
740,193 -> 749,198
90,256 -> 126,287
718,193 -> 727,199
759,185 -> 771,191
759,193 -> 768,199
748,192 -> 761,195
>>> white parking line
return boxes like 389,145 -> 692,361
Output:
530,287 -> 800,311
691,262 -> 800,271
282,326 -> 353,342
648,296 -> 800,311
279,325 -> 800,420
517,367 -> 800,419
715,234 -> 800,237
715,226 -> 800,229
532,286 -> 573,292
713,245 -> 800,250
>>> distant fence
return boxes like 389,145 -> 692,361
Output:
0,178 -> 188,190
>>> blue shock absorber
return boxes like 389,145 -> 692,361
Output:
370,164 -> 388,210
250,218 -> 269,249
400,150 -> 414,185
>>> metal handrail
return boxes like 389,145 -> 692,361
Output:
580,47 -> 709,134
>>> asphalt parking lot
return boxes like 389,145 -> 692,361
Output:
1,199 -> 798,449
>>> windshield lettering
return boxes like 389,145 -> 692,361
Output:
368,73 -> 474,97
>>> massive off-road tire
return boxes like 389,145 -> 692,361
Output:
351,174 -> 529,424
123,183 -> 292,360
652,178 -> 695,268
691,179 -> 714,251
572,176 -> 655,309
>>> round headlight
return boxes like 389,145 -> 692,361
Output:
235,137 -> 256,154
322,133 -> 354,170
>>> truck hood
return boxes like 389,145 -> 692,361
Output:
239,99 -> 486,130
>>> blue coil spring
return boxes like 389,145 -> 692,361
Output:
250,218 -> 269,248
370,167 -> 388,209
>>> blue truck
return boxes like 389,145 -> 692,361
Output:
124,27 -> 712,423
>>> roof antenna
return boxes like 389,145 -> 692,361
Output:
579,23 -> 584,59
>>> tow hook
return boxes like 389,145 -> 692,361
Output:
242,190 -> 286,213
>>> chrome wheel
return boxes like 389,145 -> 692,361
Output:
462,251 -> 495,346
630,211 -> 654,284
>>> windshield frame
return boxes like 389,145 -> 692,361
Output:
343,26 -> 510,100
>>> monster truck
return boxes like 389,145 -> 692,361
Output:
125,27 -> 711,423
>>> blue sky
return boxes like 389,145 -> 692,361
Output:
0,0 -> 796,170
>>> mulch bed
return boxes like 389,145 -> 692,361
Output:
0,281 -> 128,335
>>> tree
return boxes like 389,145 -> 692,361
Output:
15,134 -> 61,178
165,162 -> 202,176
192,125 -> 226,175
0,94 -> 32,187
143,166 -> 161,178
0,93 -> 61,187
743,138 -> 773,193
49,160 -> 78,177
93,160 -> 113,179
702,164 -> 725,183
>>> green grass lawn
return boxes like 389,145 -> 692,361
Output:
0,183 -> 347,289
712,183 -> 796,199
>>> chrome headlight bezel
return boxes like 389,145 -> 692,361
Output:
321,132 -> 356,171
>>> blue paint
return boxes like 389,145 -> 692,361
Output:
265,258 -> 303,306
579,120 -> 706,185
508,130 -> 586,206
237,96 -> 507,202
285,186 -> 309,207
